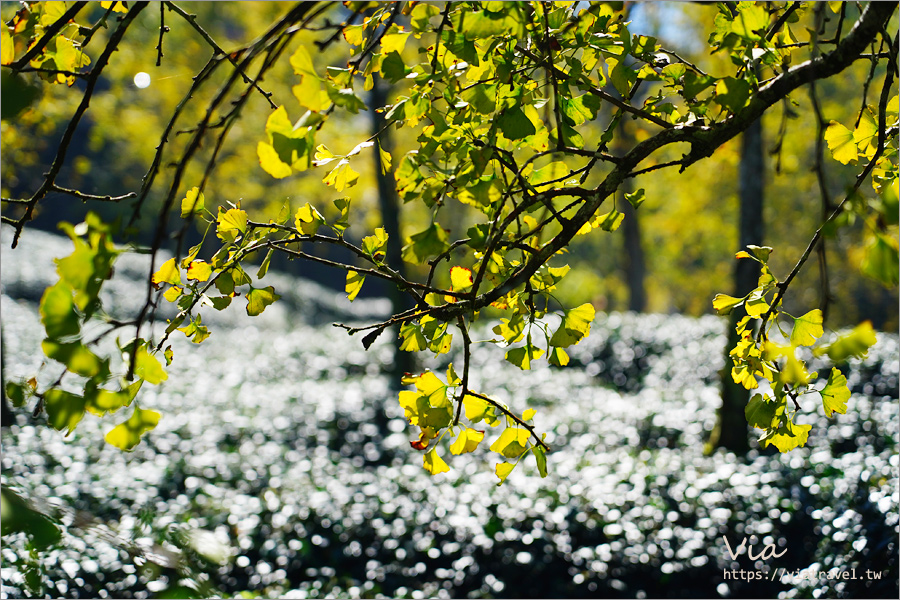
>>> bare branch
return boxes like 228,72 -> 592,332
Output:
164,1 -> 277,108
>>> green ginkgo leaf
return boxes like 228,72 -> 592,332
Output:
712,293 -> 744,315
44,389 -> 86,436
744,291 -> 770,318
505,344 -> 544,371
817,321 -> 877,362
41,340 -> 106,378
852,107 -> 878,150
104,405 -> 161,451
714,77 -> 751,113
731,3 -> 768,40
295,203 -> 325,235
246,286 -> 281,316
85,380 -> 143,417
186,260 -> 212,282
216,208 -> 248,243
821,367 -> 850,418
401,223 -> 449,264
258,141 -> 292,179
322,159 -> 360,192
0,486 -> 63,550
332,197 -> 351,232
533,445 -> 548,478
745,393 -> 778,430
764,419 -> 812,453
625,188 -> 645,209
493,313 -> 526,344
463,394 -> 499,426
180,187 -> 205,217
548,346 -> 569,367
399,322 -> 427,352
549,303 -> 595,348
497,106 -> 536,140
152,258 -> 181,287
790,309 -> 824,347
861,233 -> 899,286
362,227 -> 388,261
39,282 -> 80,339
134,345 -> 167,385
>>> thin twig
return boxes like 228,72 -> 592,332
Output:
431,2 -> 453,72
808,3 -> 833,319
541,2 -> 564,151
79,2 -> 117,49
50,185 -> 137,203
656,48 -> 710,78
15,67 -> 88,78
517,44 -> 673,129
156,3 -> 168,67
757,55 -> 896,339
766,1 -> 801,42
131,3 -> 319,378
463,390 -> 550,451
452,315 -> 471,426
164,1 -> 277,108
625,159 -> 684,179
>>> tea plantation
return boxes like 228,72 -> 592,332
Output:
1,227 -> 897,599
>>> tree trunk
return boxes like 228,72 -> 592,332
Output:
711,114 -> 764,455
614,121 -> 647,312
370,79 -> 415,388
619,181 -> 647,313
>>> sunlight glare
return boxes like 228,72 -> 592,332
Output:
133,72 -> 151,89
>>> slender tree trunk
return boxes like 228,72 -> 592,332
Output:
370,79 -> 415,388
619,180 -> 647,313
614,121 -> 646,312
711,115 -> 763,455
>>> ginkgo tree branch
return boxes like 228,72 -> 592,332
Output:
164,1 -> 279,108
8,1 -> 89,70
9,2 -> 148,249
516,44 -> 674,130
131,3 -> 318,378
756,48 -> 897,340
420,0 -> 894,326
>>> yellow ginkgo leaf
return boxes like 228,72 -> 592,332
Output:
450,428 -> 485,455
423,448 -> 450,475
152,258 -> 180,287
824,121 -> 857,165
450,266 -> 474,291
495,461 -> 514,484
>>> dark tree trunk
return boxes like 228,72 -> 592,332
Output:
614,121 -> 646,312
620,181 -> 647,313
712,115 -> 764,455
370,79 -> 415,388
